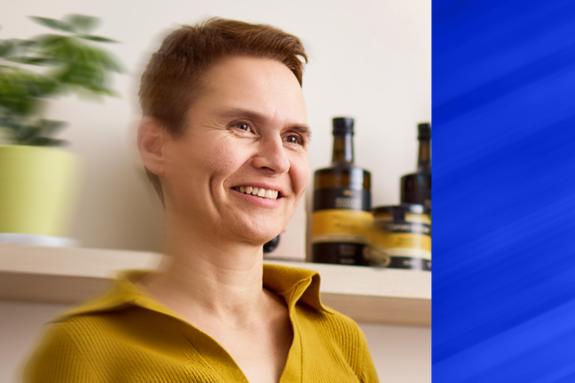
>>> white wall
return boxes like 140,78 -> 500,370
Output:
1,0 -> 430,382
0,300 -> 431,383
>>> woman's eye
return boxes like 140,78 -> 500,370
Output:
233,123 -> 251,132
284,135 -> 303,145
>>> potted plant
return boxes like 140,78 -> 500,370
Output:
0,14 -> 124,246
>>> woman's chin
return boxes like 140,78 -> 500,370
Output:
248,232 -> 281,248
228,218 -> 283,245
235,227 -> 282,248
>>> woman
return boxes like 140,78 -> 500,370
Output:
24,18 -> 379,383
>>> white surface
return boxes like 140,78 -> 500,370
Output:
0,300 -> 431,383
0,244 -> 430,300
0,234 -> 78,247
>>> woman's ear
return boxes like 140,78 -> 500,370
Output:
137,117 -> 167,176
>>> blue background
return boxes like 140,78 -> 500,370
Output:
433,0 -> 575,381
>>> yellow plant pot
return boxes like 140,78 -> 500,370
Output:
0,145 -> 78,238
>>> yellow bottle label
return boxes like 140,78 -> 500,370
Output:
312,209 -> 373,245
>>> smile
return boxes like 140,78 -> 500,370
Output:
232,186 -> 280,200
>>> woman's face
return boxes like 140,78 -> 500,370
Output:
161,56 -> 310,245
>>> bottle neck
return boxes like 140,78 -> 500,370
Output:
332,133 -> 354,165
417,140 -> 431,172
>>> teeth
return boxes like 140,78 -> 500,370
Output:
235,186 -> 279,200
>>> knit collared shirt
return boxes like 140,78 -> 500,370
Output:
23,264 -> 379,382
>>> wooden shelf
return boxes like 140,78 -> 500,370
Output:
0,244 -> 430,327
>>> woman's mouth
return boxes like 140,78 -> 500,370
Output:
232,186 -> 280,200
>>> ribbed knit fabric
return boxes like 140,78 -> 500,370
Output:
23,264 -> 379,382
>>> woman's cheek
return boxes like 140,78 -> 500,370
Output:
292,154 -> 311,196
205,141 -> 241,174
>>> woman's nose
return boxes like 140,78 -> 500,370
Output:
252,137 -> 290,174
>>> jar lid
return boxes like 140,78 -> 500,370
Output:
401,203 -> 425,214
372,205 -> 402,215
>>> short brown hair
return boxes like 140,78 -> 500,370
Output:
139,18 -> 308,204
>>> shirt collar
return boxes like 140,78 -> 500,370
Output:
54,263 -> 326,322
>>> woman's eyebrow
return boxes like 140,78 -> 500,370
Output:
217,108 -> 263,121
217,108 -> 311,139
288,124 -> 312,140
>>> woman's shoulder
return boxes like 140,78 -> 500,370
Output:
22,313 -> 121,382
22,289 -> 193,382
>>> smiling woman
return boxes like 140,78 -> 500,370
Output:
145,55 -> 311,246
22,18 -> 379,383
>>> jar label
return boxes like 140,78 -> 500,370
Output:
378,221 -> 431,236
370,212 -> 432,270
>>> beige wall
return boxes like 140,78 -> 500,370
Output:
0,300 -> 431,383
1,0 -> 430,381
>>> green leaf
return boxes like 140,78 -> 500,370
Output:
35,34 -> 69,48
0,67 -> 59,115
35,34 -> 76,59
0,40 -> 16,57
94,48 -> 125,73
39,119 -> 67,136
78,34 -> 118,43
0,116 -> 20,133
7,57 -> 54,65
19,124 -> 42,141
29,16 -> 74,33
15,39 -> 36,49
64,14 -> 101,34
0,13 -> 126,130
23,136 -> 68,147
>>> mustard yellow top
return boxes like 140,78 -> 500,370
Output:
23,264 -> 379,382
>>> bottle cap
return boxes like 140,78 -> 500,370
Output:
418,123 -> 431,140
332,117 -> 354,135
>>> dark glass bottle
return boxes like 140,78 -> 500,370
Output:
263,235 -> 280,253
311,117 -> 372,265
400,123 -> 431,214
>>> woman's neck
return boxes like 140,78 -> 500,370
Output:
141,224 -> 273,331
